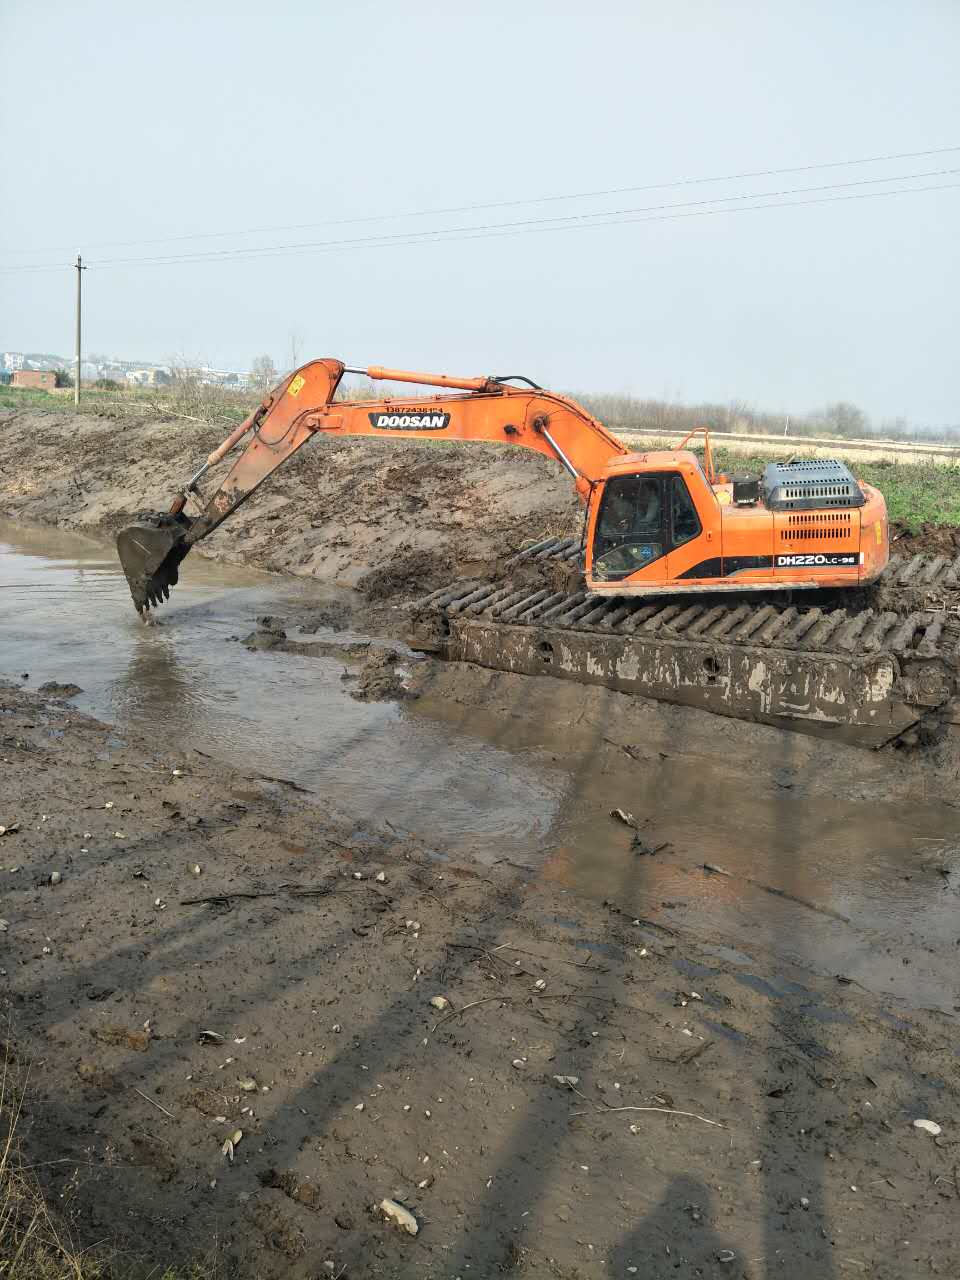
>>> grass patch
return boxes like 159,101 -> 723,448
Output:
0,387 -> 74,413
709,447 -> 960,533
0,383 -> 255,425
855,461 -> 960,530
0,1054 -> 105,1279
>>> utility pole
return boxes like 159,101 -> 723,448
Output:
74,254 -> 86,408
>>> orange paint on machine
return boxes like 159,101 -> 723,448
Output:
115,358 -> 888,615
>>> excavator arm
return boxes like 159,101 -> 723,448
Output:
116,358 -> 627,612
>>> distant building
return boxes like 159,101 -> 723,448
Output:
2,350 -> 249,386
196,366 -> 239,387
125,368 -> 171,387
12,369 -> 56,390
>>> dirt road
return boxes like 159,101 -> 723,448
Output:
614,426 -> 960,467
3,680 -> 958,1279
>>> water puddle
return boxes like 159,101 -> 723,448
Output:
2,518 -> 958,1015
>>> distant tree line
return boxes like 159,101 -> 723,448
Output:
575,392 -> 959,445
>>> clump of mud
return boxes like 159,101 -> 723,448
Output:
348,648 -> 414,702
37,681 -> 83,699
239,616 -> 418,703
358,548 -> 454,601
242,615 -> 289,650
296,602 -> 353,633
891,521 -> 960,556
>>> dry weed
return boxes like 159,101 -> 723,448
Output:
0,1049 -> 104,1278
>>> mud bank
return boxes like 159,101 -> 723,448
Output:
0,408 -> 576,596
4,407 -> 959,610
2,681 -> 958,1278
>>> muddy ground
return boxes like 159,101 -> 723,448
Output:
2,681 -> 958,1279
3,409 -> 960,1277
0,408 -> 577,598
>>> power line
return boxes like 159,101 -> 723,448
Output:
2,179 -> 956,276
1,143 -> 958,260
422,181 -> 960,249
82,165 -> 960,268
3,167 -> 955,275
129,181 -> 960,264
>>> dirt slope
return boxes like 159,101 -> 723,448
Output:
0,409 -> 578,595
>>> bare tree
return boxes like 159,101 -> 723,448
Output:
816,401 -> 869,439
250,354 -> 278,390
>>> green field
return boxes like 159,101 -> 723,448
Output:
0,382 -> 253,423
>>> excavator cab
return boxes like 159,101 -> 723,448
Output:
583,439 -> 887,595
590,470 -> 702,582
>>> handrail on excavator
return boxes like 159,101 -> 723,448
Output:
675,426 -> 716,485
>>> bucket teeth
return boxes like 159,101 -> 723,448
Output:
116,511 -> 192,614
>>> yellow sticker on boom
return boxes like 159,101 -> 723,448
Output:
288,374 -> 306,398
875,520 -> 882,545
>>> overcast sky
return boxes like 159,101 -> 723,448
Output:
2,1 -> 957,424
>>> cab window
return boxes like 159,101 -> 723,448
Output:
671,475 -> 701,547
593,475 -> 666,580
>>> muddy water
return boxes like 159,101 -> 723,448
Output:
0,520 -> 560,857
416,681 -> 960,1016
3,519 -> 958,1015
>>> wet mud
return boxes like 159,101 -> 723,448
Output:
242,617 -> 416,703
3,679 -> 958,1279
4,517 -> 960,1013
891,521 -> 960,558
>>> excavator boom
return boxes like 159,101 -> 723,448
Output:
116,358 -> 624,612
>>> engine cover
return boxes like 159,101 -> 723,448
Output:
762,459 -> 866,511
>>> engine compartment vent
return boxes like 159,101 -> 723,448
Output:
762,459 -> 865,511
780,512 -> 855,542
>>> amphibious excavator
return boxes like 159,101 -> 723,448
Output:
117,358 -> 959,746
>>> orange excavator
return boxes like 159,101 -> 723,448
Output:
117,357 -> 889,614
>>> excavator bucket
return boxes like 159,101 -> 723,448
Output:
116,511 -> 193,613
114,359 -> 348,616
